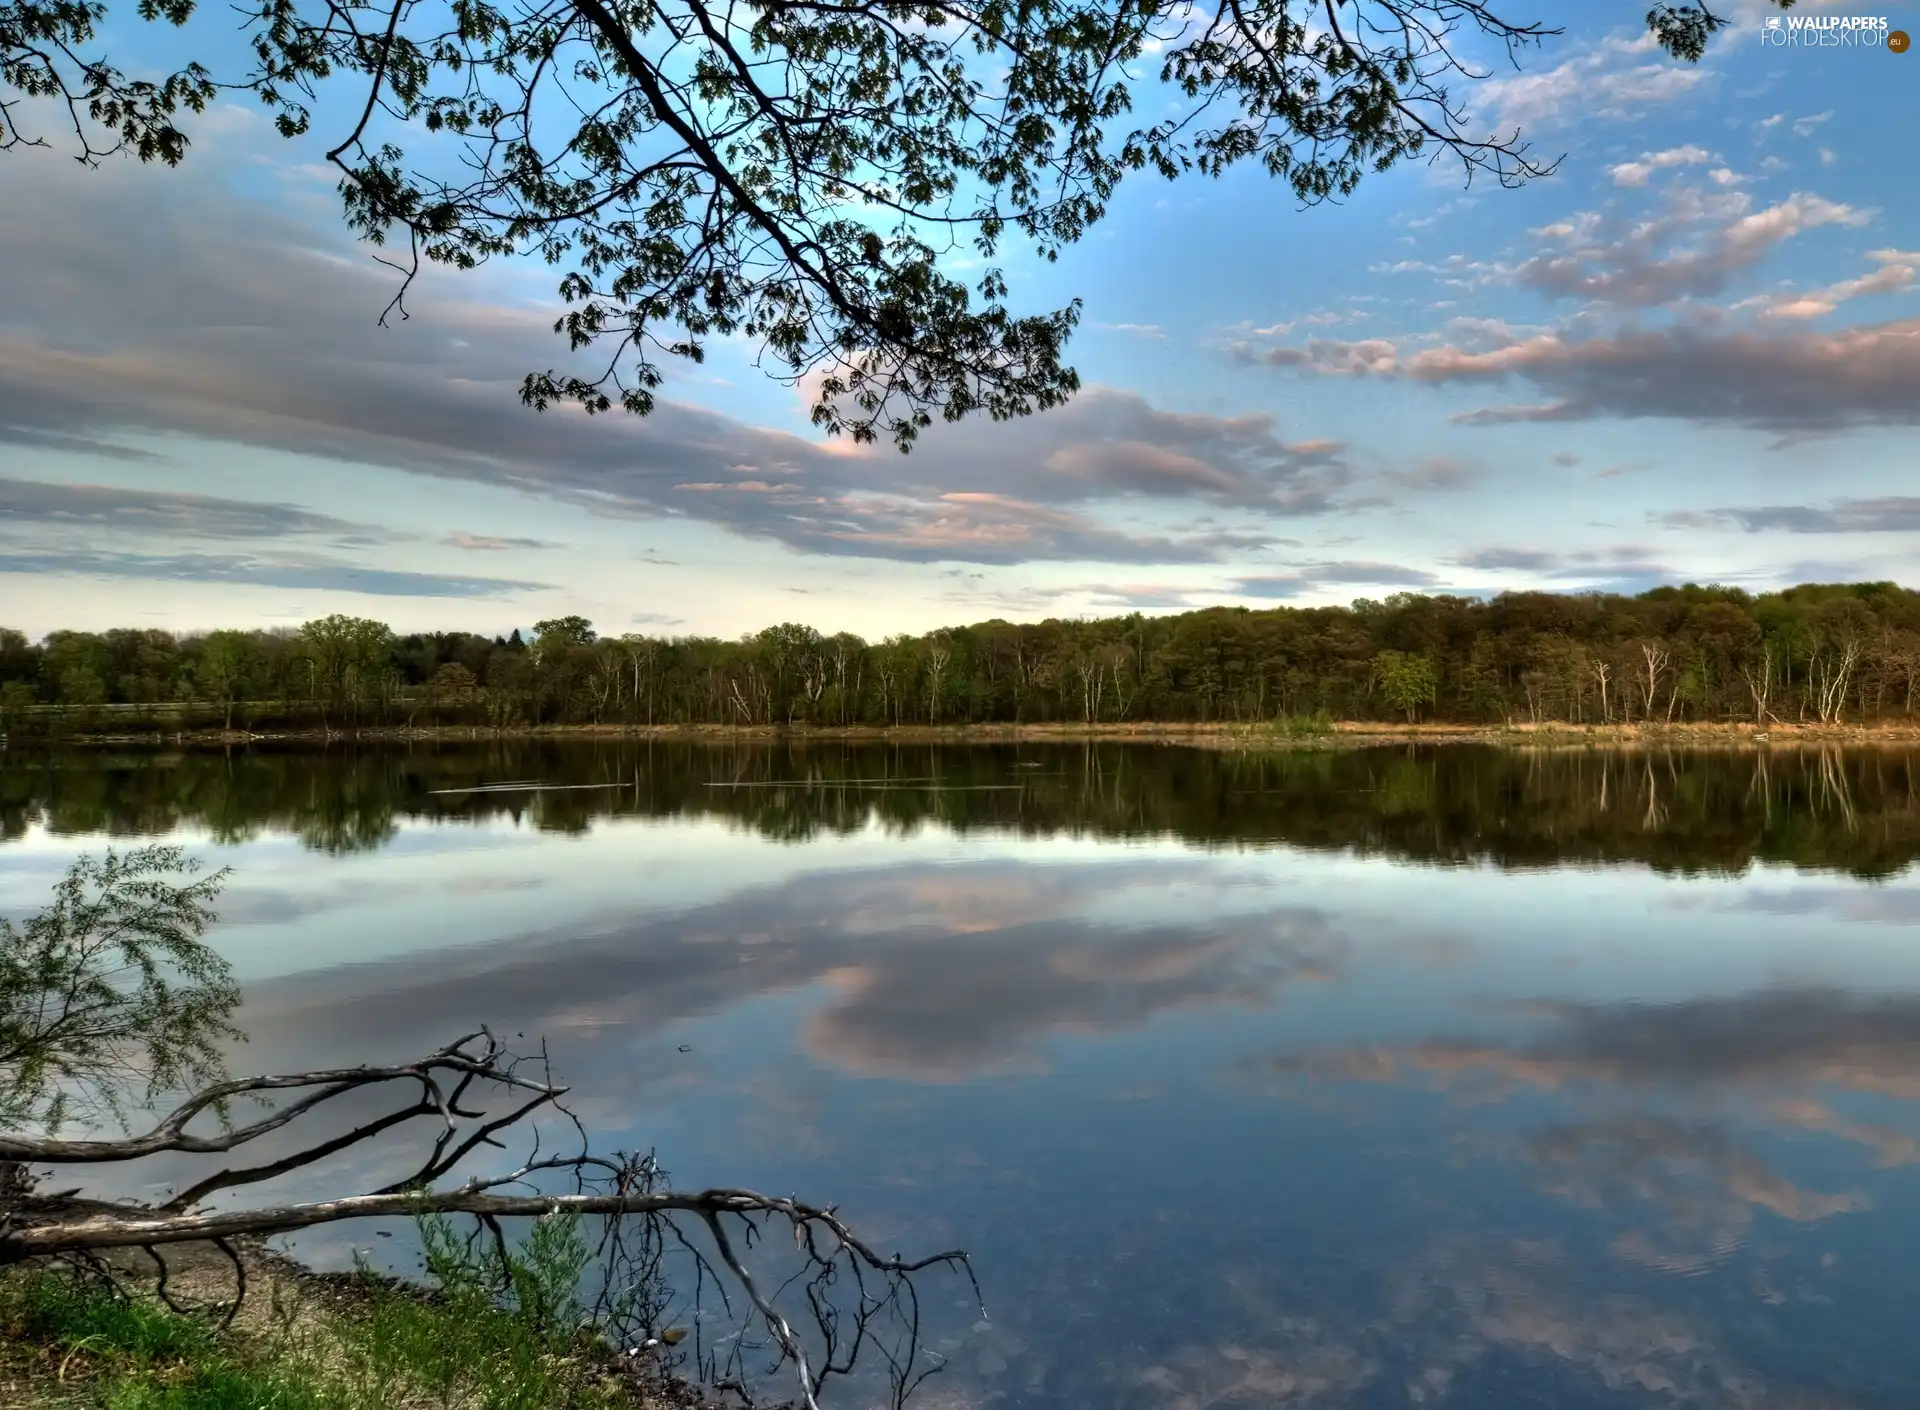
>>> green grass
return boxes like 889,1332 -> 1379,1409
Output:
0,1215 -> 669,1410
94,1363 -> 330,1410
1251,710 -> 1336,740
5,1273 -> 217,1367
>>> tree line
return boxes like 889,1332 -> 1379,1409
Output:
5,581 -> 1920,735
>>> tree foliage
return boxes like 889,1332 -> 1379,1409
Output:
5,580 -> 1920,736
0,846 -> 237,1134
1371,648 -> 1437,722
1,0 -> 1774,445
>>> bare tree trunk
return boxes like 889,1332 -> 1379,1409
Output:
1639,642 -> 1669,720
1742,644 -> 1775,726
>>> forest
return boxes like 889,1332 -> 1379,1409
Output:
4,581 -> 1920,735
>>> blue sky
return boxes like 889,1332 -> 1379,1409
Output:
0,0 -> 1916,638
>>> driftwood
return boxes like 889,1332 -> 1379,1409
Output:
0,1030 -> 977,1410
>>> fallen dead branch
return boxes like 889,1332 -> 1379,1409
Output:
1,1029 -> 978,1410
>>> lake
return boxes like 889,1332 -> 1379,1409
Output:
7,741 -> 1920,1408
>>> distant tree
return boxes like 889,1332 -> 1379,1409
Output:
428,661 -> 481,697
4,0 -> 1767,448
0,680 -> 36,730
532,617 -> 598,653
40,632 -> 107,706
0,628 -> 35,685
193,629 -> 259,730
1372,650 -> 1439,724
58,667 -> 106,708
297,614 -> 396,722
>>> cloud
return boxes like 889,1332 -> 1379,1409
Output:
1396,318 -> 1920,432
0,425 -> 168,462
1740,248 -> 1920,320
1443,545 -> 1676,590
0,476 -> 535,595
1607,145 -> 1715,187
1090,322 -> 1166,340
0,131 -> 1351,568
1231,561 -> 1441,599
1381,456 -> 1478,492
0,475 -> 398,543
1474,31 -> 1711,131
0,473 -> 557,596
1062,581 -> 1209,613
1037,414 -> 1348,509
443,531 -> 564,551
0,548 -> 549,597
1451,547 -> 1558,571
1662,497 -> 1920,534
1450,401 -> 1588,426
1513,191 -> 1868,308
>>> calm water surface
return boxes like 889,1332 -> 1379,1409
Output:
7,742 -> 1920,1409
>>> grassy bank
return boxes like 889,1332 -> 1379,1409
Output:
15,718 -> 1920,750
0,1237 -> 701,1410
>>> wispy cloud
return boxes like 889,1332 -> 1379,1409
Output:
1664,498 -> 1920,534
1473,30 -> 1711,131
1513,190 -> 1868,308
0,548 -> 549,597
1608,145 -> 1715,188
1230,561 -> 1441,599
0,475 -> 399,543
1738,249 -> 1919,320
444,531 -> 564,551
0,145 -> 1356,568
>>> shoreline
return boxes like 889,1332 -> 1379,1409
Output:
12,719 -> 1920,750
1,1236 -> 704,1409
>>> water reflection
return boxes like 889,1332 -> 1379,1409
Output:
7,744 -> 1920,1406
4,741 -> 1920,874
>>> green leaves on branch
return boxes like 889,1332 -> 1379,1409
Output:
1644,2 -> 1788,64
5,0 -> 1772,447
1,846 -> 237,1135
0,0 -> 211,161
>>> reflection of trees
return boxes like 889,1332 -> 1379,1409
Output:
8,743 -> 1920,877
